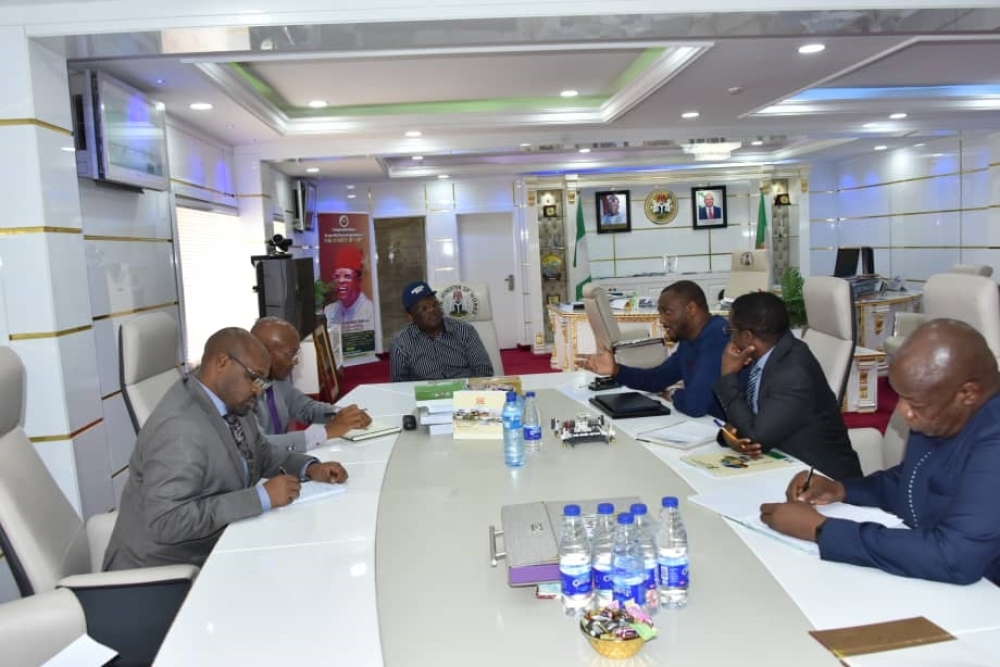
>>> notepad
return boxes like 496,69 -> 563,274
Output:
636,420 -> 718,450
279,481 -> 347,509
341,420 -> 402,442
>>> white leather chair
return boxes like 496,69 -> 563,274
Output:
721,250 -> 772,301
582,284 -> 667,369
949,263 -> 994,277
433,282 -> 504,375
848,410 -> 910,476
801,276 -> 856,405
0,346 -> 197,664
0,588 -> 93,667
119,311 -> 183,433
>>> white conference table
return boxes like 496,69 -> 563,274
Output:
155,373 -> 1000,666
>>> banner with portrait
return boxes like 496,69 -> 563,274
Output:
318,213 -> 376,356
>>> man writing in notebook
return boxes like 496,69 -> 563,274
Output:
251,317 -> 371,452
714,292 -> 862,480
761,319 -> 1000,585
579,280 -> 728,419
104,327 -> 348,569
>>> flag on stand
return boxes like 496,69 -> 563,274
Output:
573,197 -> 591,299
755,192 -> 768,250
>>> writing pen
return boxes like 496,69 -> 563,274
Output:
713,419 -> 725,428
323,408 -> 369,418
802,466 -> 815,492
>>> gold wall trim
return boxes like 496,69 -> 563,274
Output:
84,234 -> 173,243
30,417 -> 103,443
101,389 -> 123,400
0,117 -> 72,136
236,193 -> 271,199
0,226 -> 81,236
809,206 -> 985,223
810,245 -> 974,251
807,167 -> 988,195
9,324 -> 91,341
170,177 -> 236,198
111,464 -> 129,479
92,301 -> 178,322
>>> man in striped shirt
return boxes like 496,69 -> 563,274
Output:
389,280 -> 494,382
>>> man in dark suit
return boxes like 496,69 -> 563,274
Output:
697,192 -> 723,221
713,292 -> 862,480
104,327 -> 349,570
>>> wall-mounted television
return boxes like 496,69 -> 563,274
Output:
70,69 -> 169,191
292,179 -> 317,232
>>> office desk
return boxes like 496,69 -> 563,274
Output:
156,374 -> 1000,666
854,290 -> 922,352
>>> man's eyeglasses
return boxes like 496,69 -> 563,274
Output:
227,352 -> 272,391
278,348 -> 301,362
723,325 -> 745,337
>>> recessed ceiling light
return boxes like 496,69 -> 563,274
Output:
913,143 -> 926,148
798,43 -> 826,54
863,122 -> 880,128
308,100 -> 328,109
405,130 -> 422,138
412,155 -> 423,161
578,147 -> 591,154
727,85 -> 744,95
874,145 -> 888,151
681,111 -> 700,119
560,89 -> 579,98
751,140 -> 763,146
306,167 -> 319,173
889,112 -> 908,120
60,146 -> 75,152
189,102 -> 213,111
347,194 -> 357,199
346,185 -> 355,190
155,78 -> 165,85
438,174 -> 450,179
519,143 -> 531,148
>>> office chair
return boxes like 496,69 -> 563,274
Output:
720,250 -> 772,302
800,276 -> 856,406
0,346 -> 198,664
848,410 -> 910,475
949,263 -> 994,277
0,588 -> 92,667
433,282 -> 505,375
582,284 -> 667,369
119,311 -> 183,433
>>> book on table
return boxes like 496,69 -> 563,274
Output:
341,419 -> 402,442
452,390 -> 505,440
636,420 -> 718,450
680,449 -> 796,477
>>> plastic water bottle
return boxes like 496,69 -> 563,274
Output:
611,513 -> 644,608
522,391 -> 542,454
590,503 -> 616,608
559,504 -> 593,616
502,391 -> 524,467
630,503 -> 659,614
657,496 -> 689,609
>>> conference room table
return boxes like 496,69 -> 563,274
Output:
154,373 -> 1000,666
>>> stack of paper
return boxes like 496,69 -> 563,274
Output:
636,420 -> 718,450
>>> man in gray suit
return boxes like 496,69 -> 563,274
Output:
104,327 -> 349,570
251,317 -> 370,452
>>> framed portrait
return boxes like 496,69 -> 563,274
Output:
691,186 -> 728,230
313,324 -> 340,404
595,190 -> 632,234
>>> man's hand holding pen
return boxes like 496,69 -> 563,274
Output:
264,466 -> 301,508
759,469 -> 845,542
324,404 -> 372,439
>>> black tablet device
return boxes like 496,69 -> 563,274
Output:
589,392 -> 671,419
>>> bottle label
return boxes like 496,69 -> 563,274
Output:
523,425 -> 542,440
658,560 -> 689,588
612,580 -> 643,606
502,415 -> 521,429
560,565 -> 593,597
592,565 -> 613,591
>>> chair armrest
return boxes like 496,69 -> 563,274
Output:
85,511 -> 117,573
848,428 -> 885,476
58,564 -> 198,590
0,589 -> 87,667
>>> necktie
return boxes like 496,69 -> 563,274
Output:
223,413 -> 256,485
747,364 -> 761,413
708,208 -> 713,219
264,386 -> 283,434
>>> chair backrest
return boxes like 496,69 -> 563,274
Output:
0,347 -> 91,596
434,282 -> 504,375
119,312 -> 182,433
950,263 -> 994,278
0,589 -> 86,667
801,276 -> 857,404
725,250 -> 772,299
582,284 -> 623,349
882,409 -> 910,470
923,273 -> 1000,358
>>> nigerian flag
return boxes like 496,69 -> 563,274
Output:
755,192 -> 768,249
573,197 -> 591,299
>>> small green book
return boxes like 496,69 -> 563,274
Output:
413,379 -> 469,401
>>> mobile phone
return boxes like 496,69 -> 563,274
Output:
719,425 -> 741,449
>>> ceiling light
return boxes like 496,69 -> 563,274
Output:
578,147 -> 591,154
308,100 -> 328,109
798,43 -> 826,54
189,102 -> 213,111
519,143 -> 531,148
681,111 -> 700,119
751,140 -> 764,146
862,122 -> 880,128
913,143 -> 926,148
682,140 -> 742,161
874,145 -> 888,151
560,90 -> 579,98
346,185 -> 355,190
405,130 -> 422,138
347,194 -> 357,199
889,112 -> 908,120
412,156 -> 423,161
306,167 -> 319,173
155,78 -> 165,85
727,85 -> 744,95
438,174 -> 450,179
60,146 -> 75,152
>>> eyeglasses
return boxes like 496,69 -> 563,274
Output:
227,352 -> 272,391
723,325 -> 745,336
277,347 -> 301,362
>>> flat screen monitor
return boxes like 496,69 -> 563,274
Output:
254,256 -> 316,340
834,247 -> 875,277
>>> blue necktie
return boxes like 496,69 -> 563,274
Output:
747,364 -> 762,413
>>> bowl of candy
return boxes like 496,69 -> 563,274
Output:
579,602 -> 656,660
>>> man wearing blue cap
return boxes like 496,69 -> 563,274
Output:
389,280 -> 493,382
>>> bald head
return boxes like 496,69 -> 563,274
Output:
197,327 -> 270,415
251,316 -> 297,345
890,318 -> 1000,438
203,327 -> 266,367
251,316 -> 302,381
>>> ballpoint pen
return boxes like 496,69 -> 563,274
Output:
802,467 -> 815,492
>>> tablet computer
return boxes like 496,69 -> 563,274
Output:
589,392 -> 671,419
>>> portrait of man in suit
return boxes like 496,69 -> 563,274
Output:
692,186 -> 728,229
595,190 -> 632,233
698,191 -> 723,221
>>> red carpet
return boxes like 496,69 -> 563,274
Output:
338,350 -> 898,434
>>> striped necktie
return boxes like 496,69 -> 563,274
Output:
747,364 -> 762,413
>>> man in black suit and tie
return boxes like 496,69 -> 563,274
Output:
713,292 -> 862,480
698,191 -> 723,221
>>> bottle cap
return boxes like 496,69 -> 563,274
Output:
563,504 -> 581,516
616,512 -> 634,525
630,503 -> 647,516
525,391 -> 536,397
597,502 -> 614,515
506,391 -> 517,402
662,496 -> 679,508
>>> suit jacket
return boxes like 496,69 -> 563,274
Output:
698,205 -> 723,220
713,330 -> 862,480
104,377 -> 316,570
253,377 -> 337,452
